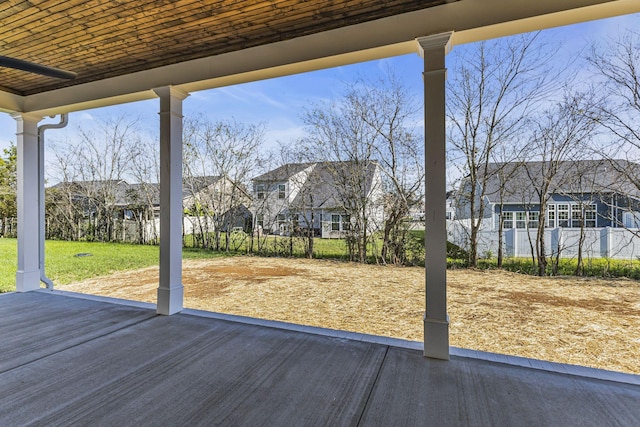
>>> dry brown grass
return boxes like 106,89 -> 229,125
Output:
59,256 -> 640,375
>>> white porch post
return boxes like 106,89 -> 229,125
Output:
417,32 -> 453,360
154,86 -> 189,315
12,113 -> 42,292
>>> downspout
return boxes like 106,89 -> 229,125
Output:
38,114 -> 69,289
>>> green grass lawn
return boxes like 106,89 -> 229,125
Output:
0,239 -> 226,293
0,235 -> 359,293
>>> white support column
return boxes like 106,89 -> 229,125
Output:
417,32 -> 453,360
154,86 -> 189,315
12,113 -> 42,292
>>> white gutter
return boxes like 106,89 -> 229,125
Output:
37,114 -> 69,289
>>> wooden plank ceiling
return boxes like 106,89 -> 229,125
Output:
0,0 -> 446,96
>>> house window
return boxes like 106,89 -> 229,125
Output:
278,184 -> 286,200
546,205 -> 556,228
256,184 -> 265,200
256,213 -> 264,228
502,211 -> 539,229
623,211 -> 640,228
343,214 -> 351,231
331,214 -> 340,231
571,206 -> 583,228
557,204 -> 569,227
584,204 -> 597,227
502,212 -> 513,229
528,211 -> 539,229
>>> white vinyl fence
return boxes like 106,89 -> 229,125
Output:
448,220 -> 640,260
106,216 -> 218,243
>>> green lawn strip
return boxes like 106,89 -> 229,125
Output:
0,239 -> 17,292
0,239 -> 228,293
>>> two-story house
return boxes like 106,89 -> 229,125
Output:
251,161 -> 384,238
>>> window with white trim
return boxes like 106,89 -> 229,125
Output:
501,211 -> 539,229
546,204 -> 556,228
256,184 -> 265,200
584,204 -> 597,228
557,204 -> 569,227
502,211 -> 513,229
331,214 -> 340,231
343,214 -> 351,231
550,203 -> 597,228
528,211 -> 539,229
278,184 -> 286,199
571,206 -> 583,228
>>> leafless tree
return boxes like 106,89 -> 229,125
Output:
489,145 -> 524,267
0,144 -> 17,237
448,32 -> 557,267
524,91 -> 597,275
301,93 -> 377,262
48,115 -> 142,241
300,71 -> 421,264
183,115 -> 265,251
587,27 -> 640,160
129,134 -> 160,244
587,25 -> 640,245
349,72 -> 423,265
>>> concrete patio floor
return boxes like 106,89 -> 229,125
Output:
1,291 -> 639,426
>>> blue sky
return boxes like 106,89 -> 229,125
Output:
1,12 -> 638,156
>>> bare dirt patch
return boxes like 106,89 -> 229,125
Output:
59,256 -> 640,375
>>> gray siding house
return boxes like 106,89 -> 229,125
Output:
455,159 -> 640,231
451,159 -> 640,259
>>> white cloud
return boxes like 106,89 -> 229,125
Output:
74,111 -> 95,122
217,85 -> 288,109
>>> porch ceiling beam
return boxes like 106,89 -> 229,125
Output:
3,0 -> 637,116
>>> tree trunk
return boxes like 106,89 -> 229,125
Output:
497,211 -> 504,268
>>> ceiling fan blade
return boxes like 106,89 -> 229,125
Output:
0,55 -> 77,79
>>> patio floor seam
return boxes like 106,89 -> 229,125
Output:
357,344 -> 390,427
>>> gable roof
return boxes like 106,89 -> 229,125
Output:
49,180 -> 133,206
182,176 -> 225,196
479,159 -> 640,204
252,163 -> 316,183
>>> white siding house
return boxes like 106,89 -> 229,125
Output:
252,161 -> 384,238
